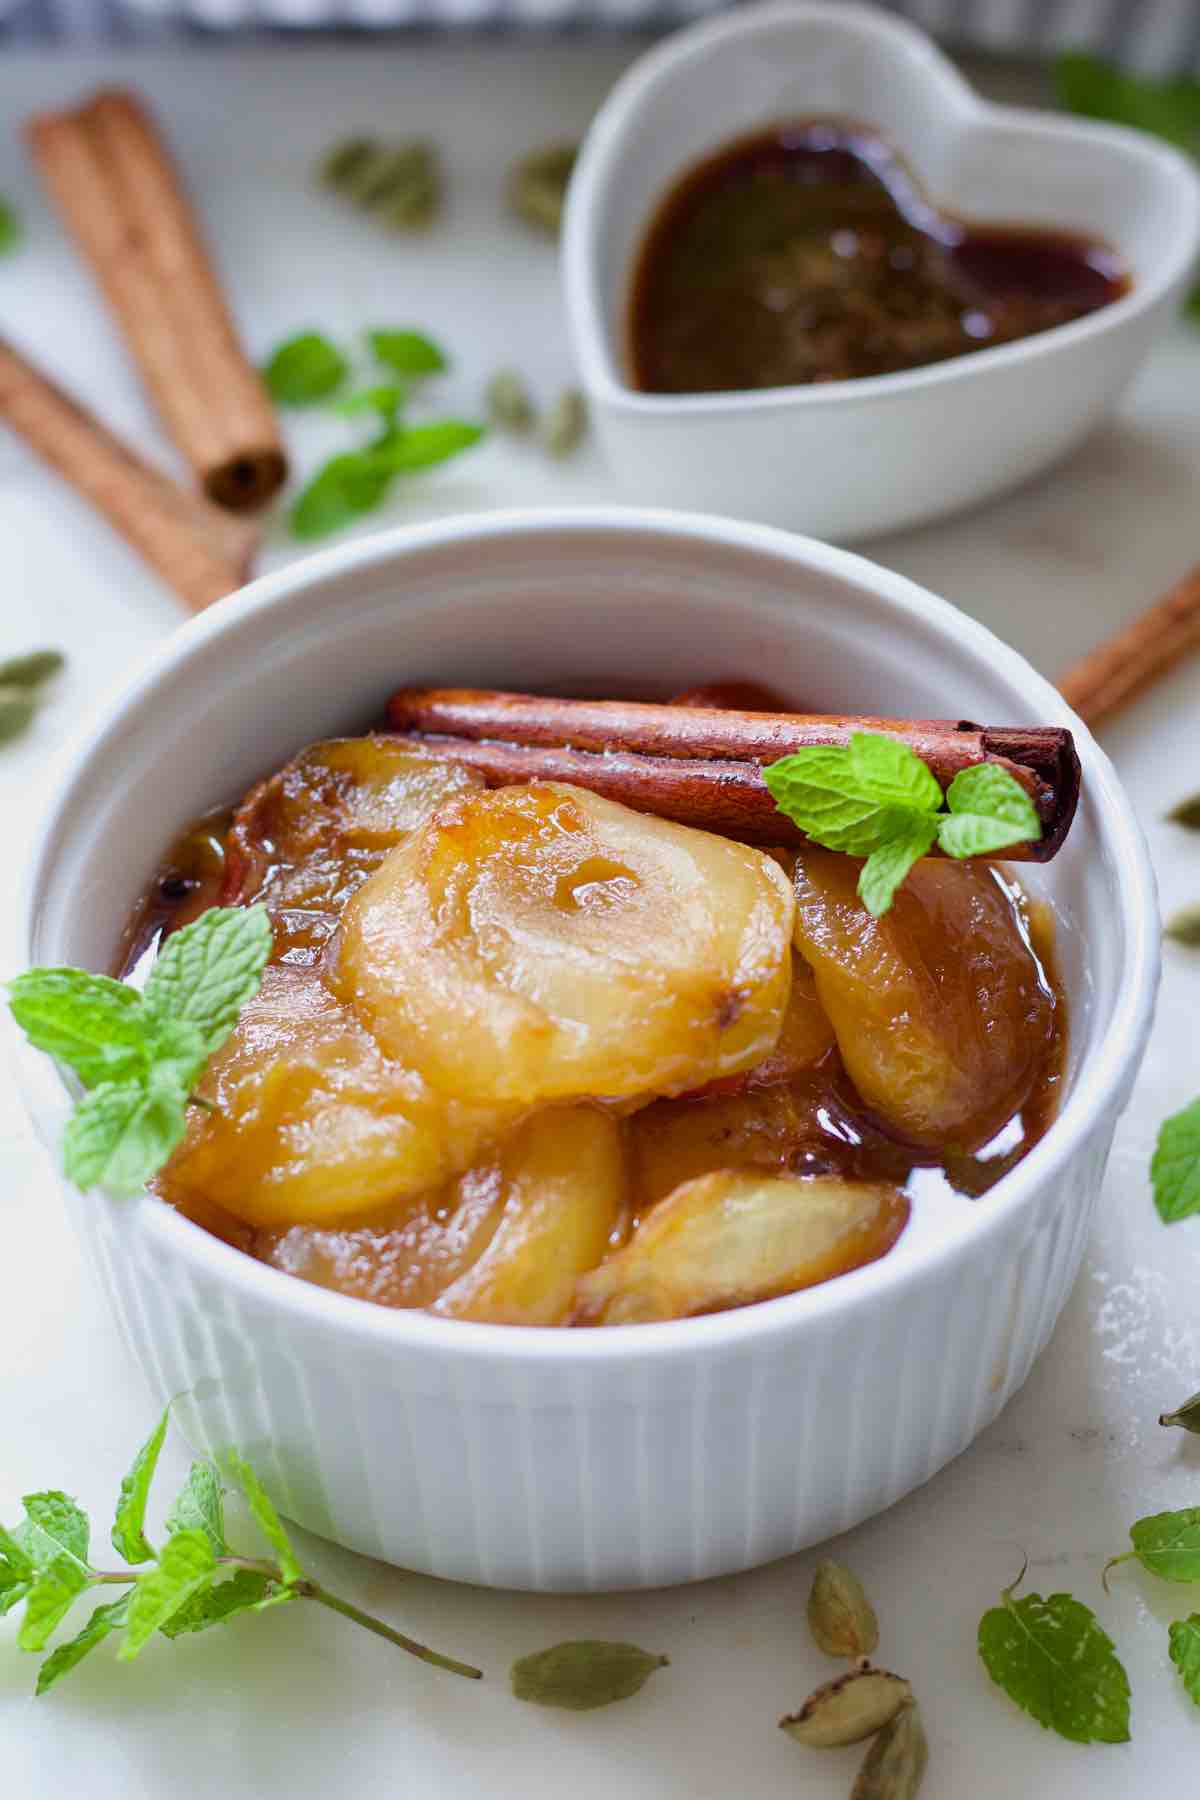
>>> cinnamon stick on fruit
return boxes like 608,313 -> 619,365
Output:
26,90 -> 286,512
0,335 -> 256,612
386,688 -> 1080,861
1057,562 -> 1200,727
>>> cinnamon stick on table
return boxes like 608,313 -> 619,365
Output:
26,90 -> 286,512
1057,562 -> 1200,727
0,335 -> 256,613
386,688 -> 1080,861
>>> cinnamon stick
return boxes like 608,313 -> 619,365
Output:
0,335 -> 255,612
1057,563 -> 1200,726
386,689 -> 1080,861
26,90 -> 286,512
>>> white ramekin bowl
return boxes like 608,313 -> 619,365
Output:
14,510 -> 1158,1591
562,1 -> 1200,541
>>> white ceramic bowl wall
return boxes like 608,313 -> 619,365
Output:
563,2 -> 1200,540
15,511 -> 1157,1590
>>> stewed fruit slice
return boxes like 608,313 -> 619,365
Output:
330,781 -> 795,1106
573,1170 -> 907,1325
434,1106 -> 627,1325
791,851 -> 1056,1150
158,965 -> 513,1227
223,737 -> 485,965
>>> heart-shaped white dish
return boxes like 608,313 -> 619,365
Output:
563,0 -> 1200,540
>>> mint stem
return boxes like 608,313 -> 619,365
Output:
299,1581 -> 483,1679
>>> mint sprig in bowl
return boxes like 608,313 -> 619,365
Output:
9,509 -> 1158,1592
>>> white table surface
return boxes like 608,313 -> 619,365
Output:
3,41 -> 1200,1800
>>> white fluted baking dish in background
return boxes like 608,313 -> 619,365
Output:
12,509 -> 1158,1590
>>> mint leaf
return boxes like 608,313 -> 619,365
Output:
18,1558 -> 90,1652
0,1521 -> 34,1583
367,328 -> 447,376
111,1408 -> 169,1565
141,905 -> 272,1078
939,764 -> 1042,859
1055,53 -> 1200,150
0,198 -> 19,255
1152,1101 -> 1200,1223
159,1568 -> 287,1637
336,383 -> 405,425
858,816 -> 940,918
373,421 -> 484,474
20,1492 -> 90,1573
8,968 -> 147,1090
165,1461 -> 227,1555
1169,1616 -> 1200,1708
62,1078 -> 188,1197
0,649 -> 64,688
226,1454 -> 303,1585
1129,1507 -> 1200,1580
36,1593 -> 130,1694
847,732 -> 943,812
264,332 -> 348,405
978,1587 -> 1130,1743
763,751 -> 909,855
120,1528 -> 217,1658
289,451 -> 393,540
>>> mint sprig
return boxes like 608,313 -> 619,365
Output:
264,332 -> 349,405
764,733 -> 1042,915
8,904 -> 272,1197
2,1412 -> 483,1694
1151,1099 -> 1200,1224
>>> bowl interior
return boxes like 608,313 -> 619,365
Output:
25,513 -> 1147,1281
568,2 -> 1196,398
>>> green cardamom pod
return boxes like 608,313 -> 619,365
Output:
807,1558 -> 879,1659
320,138 -> 441,231
1168,794 -> 1200,830
781,1666 -> 912,1748
1165,905 -> 1200,947
851,1701 -> 928,1800
508,142 -> 578,236
541,388 -> 587,459
0,648 -> 64,688
320,137 -> 376,191
511,1639 -> 668,1710
0,686 -> 37,747
1160,1390 -> 1200,1433
486,369 -> 536,433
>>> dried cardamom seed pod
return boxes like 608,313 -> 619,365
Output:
1160,1390 -> 1200,1433
511,1639 -> 668,1710
320,137 -> 441,230
508,142 -> 578,236
851,1700 -> 928,1800
1168,793 -> 1200,830
541,387 -> 587,459
321,137 -> 376,191
486,369 -> 536,433
0,647 -> 64,688
0,685 -> 37,747
780,1666 -> 912,1748
1165,905 -> 1200,947
807,1559 -> 879,1659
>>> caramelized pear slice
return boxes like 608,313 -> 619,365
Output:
631,1078 -> 827,1210
792,851 -> 1055,1150
434,1107 -> 627,1325
159,966 -> 512,1227
224,737 -> 485,965
330,781 -> 794,1107
573,1170 -> 907,1325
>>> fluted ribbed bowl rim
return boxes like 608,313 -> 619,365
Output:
15,507 -> 1159,1366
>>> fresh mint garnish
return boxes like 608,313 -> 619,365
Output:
1151,1100 -> 1200,1223
335,383 -> 405,427
764,733 -> 1042,915
1,1412 -> 483,1693
1169,1616 -> 1200,1708
264,332 -> 349,405
289,420 -> 484,541
8,905 -> 272,1197
367,328 -> 447,377
977,1570 -> 1130,1744
0,198 -> 19,255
